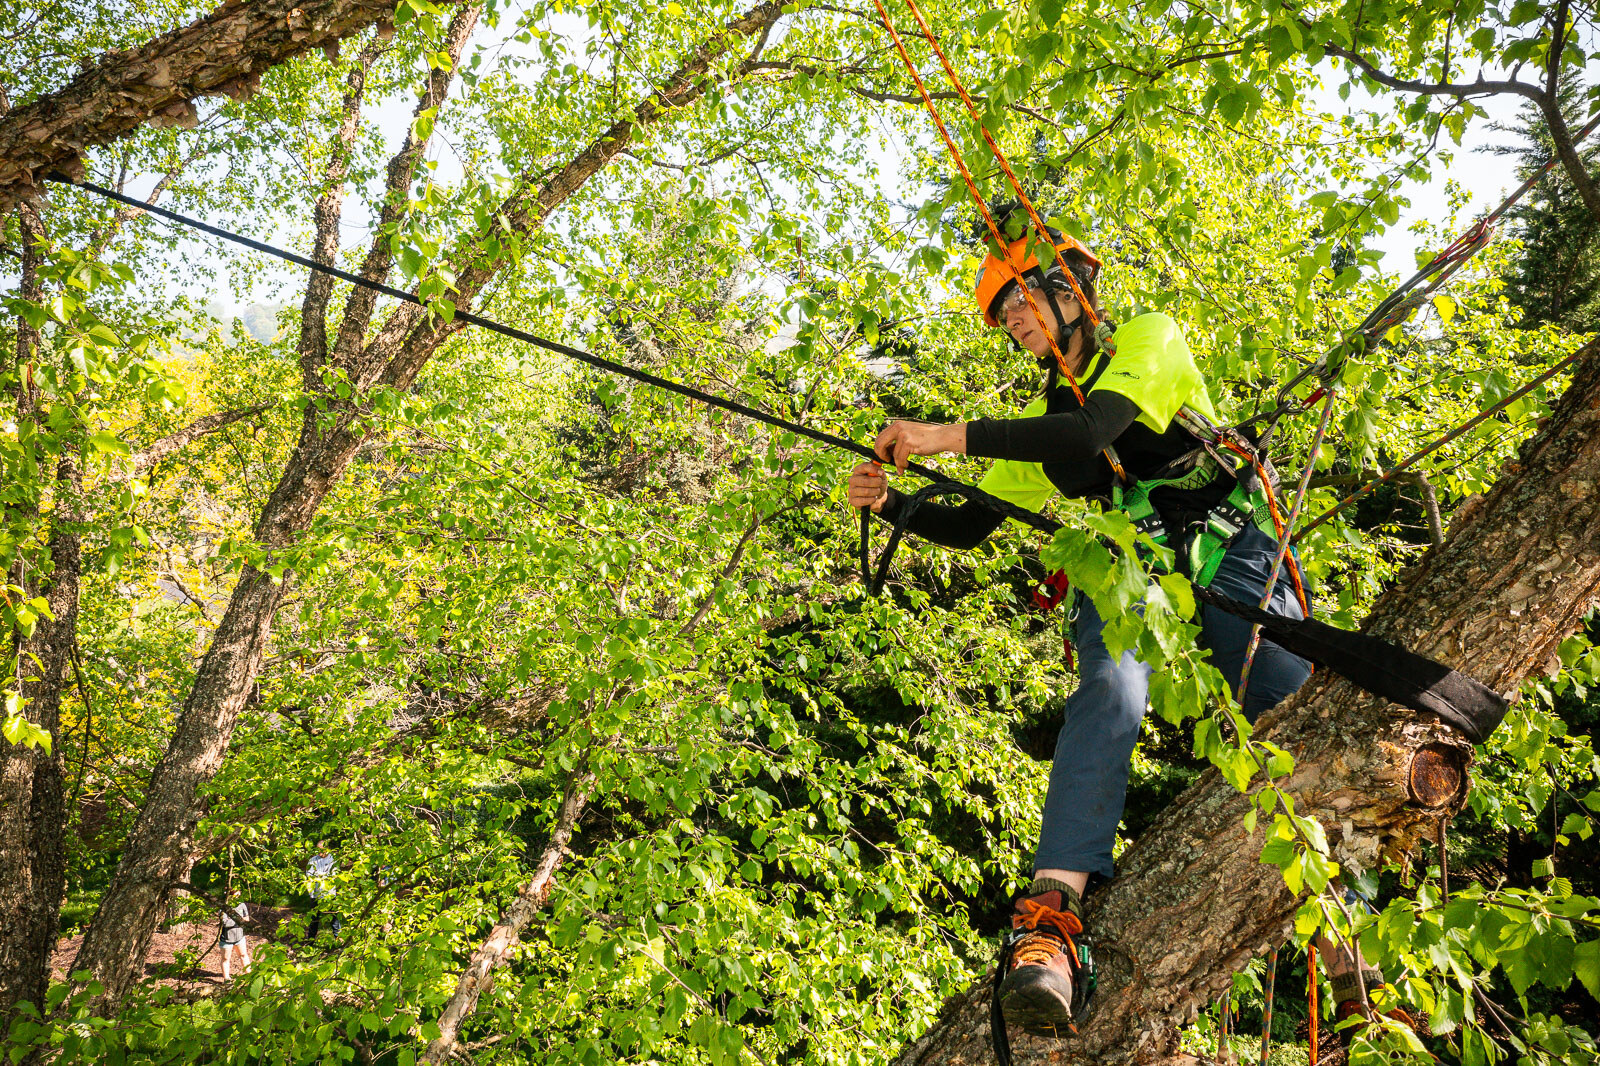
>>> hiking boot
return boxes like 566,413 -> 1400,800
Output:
996,881 -> 1086,1036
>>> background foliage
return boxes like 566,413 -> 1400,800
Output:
2,0 -> 1597,1062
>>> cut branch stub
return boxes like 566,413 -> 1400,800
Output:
1406,742 -> 1470,810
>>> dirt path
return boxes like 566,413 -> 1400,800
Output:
52,904 -> 295,994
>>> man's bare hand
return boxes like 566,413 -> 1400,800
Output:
847,462 -> 889,513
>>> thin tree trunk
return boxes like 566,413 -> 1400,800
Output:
895,337 -> 1600,1066
0,202 -> 76,1024
336,0 -> 787,389
423,769 -> 594,1064
61,0 -> 482,998
298,35 -> 390,375
0,0 -> 421,206
1537,95 -> 1600,226
67,0 -> 786,1008
1537,0 -> 1600,226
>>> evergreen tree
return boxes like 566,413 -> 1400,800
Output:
1492,79 -> 1600,330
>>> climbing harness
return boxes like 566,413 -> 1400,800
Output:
1110,445 -> 1280,588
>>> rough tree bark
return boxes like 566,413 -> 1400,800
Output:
0,0 -> 425,207
0,205 -> 80,1023
67,0 -> 787,1008
0,147 -> 240,1020
63,2 -> 484,1008
894,337 -> 1600,1066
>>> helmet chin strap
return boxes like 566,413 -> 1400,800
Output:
1042,282 -> 1085,374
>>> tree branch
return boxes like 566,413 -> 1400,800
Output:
676,502 -> 801,637
0,0 -> 429,207
422,764 -> 594,1064
343,0 -> 789,395
1533,0 -> 1600,222
1307,470 -> 1445,546
298,33 -> 391,381
327,4 -> 484,373
1320,41 -> 1543,104
82,144 -> 205,261
123,405 -> 270,480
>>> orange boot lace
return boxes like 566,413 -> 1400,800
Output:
1011,897 -> 1084,967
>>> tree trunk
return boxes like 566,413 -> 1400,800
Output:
66,0 -> 787,1008
0,0 -> 417,207
1537,94 -> 1600,227
0,204 -> 82,1023
423,770 -> 593,1064
895,336 -> 1600,1066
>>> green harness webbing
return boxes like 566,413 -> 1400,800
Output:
1110,444 -> 1277,588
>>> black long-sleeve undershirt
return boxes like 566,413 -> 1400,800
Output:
965,389 -> 1140,463
873,390 -> 1141,550
875,489 -> 1003,550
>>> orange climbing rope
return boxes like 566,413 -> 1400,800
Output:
865,0 -> 1336,626
865,0 -> 1129,479
892,0 -> 1106,346
1221,439 -> 1311,616
1308,944 -> 1320,1066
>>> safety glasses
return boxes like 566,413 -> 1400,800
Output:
998,281 -> 1044,317
1000,281 -> 1083,343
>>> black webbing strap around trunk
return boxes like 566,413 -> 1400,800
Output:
1193,587 -> 1509,742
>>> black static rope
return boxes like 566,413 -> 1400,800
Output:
48,174 -> 1067,576
46,174 -> 930,480
860,480 -> 1044,596
51,173 -> 1516,749
991,936 -> 1018,1066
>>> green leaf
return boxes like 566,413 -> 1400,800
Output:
87,430 -> 130,456
1575,940 -> 1600,1000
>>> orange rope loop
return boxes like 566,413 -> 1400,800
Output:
1221,439 -> 1310,615
893,0 -> 1105,345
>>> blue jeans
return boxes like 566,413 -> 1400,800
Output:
1033,527 -> 1313,878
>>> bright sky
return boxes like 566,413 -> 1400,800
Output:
133,10 -> 1547,325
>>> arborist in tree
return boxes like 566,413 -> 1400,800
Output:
847,225 -> 1392,1038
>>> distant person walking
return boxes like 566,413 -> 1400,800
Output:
305,847 -> 341,940
219,898 -> 251,980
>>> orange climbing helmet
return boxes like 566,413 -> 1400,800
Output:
974,227 -> 1101,328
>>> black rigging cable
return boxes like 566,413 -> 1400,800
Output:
41,173 -> 1511,739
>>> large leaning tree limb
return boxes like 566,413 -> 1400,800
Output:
0,0 -> 435,209
894,335 -> 1600,1066
64,0 -> 790,1010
